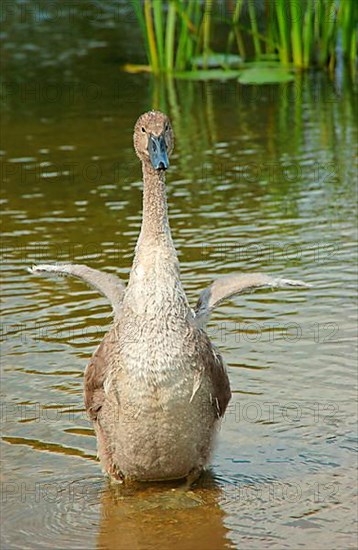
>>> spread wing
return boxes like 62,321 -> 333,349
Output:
194,273 -> 309,328
29,263 -> 125,316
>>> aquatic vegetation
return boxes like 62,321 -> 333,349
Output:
129,0 -> 357,81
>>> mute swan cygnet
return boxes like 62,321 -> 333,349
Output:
30,111 -> 307,483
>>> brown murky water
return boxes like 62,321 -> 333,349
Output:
1,3 -> 357,549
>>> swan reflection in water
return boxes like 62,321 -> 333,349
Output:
97,472 -> 234,550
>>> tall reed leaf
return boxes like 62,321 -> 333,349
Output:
248,0 -> 261,58
290,0 -> 303,67
165,1 -> 177,71
275,0 -> 290,65
144,0 -> 159,74
130,0 -> 357,76
153,1 -> 164,69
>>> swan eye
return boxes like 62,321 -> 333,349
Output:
141,127 -> 146,133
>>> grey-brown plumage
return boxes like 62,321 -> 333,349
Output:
30,110 -> 308,482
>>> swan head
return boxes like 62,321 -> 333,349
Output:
134,111 -> 174,171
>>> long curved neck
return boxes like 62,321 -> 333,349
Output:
126,160 -> 190,317
128,158 -> 178,278
138,163 -> 172,244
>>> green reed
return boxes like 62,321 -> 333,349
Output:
132,0 -> 202,74
131,0 -> 357,75
240,0 -> 357,70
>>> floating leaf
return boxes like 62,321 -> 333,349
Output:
191,53 -> 243,68
174,70 -> 241,81
256,53 -> 280,61
244,60 -> 295,69
238,68 -> 295,84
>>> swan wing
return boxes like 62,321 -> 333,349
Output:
194,273 -> 309,328
29,263 -> 125,315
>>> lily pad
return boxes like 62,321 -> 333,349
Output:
244,60 -> 295,70
238,67 -> 295,85
175,69 -> 241,81
191,53 -> 243,69
256,53 -> 281,61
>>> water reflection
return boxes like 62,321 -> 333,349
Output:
98,475 -> 233,550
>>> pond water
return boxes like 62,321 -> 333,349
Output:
1,3 -> 357,549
